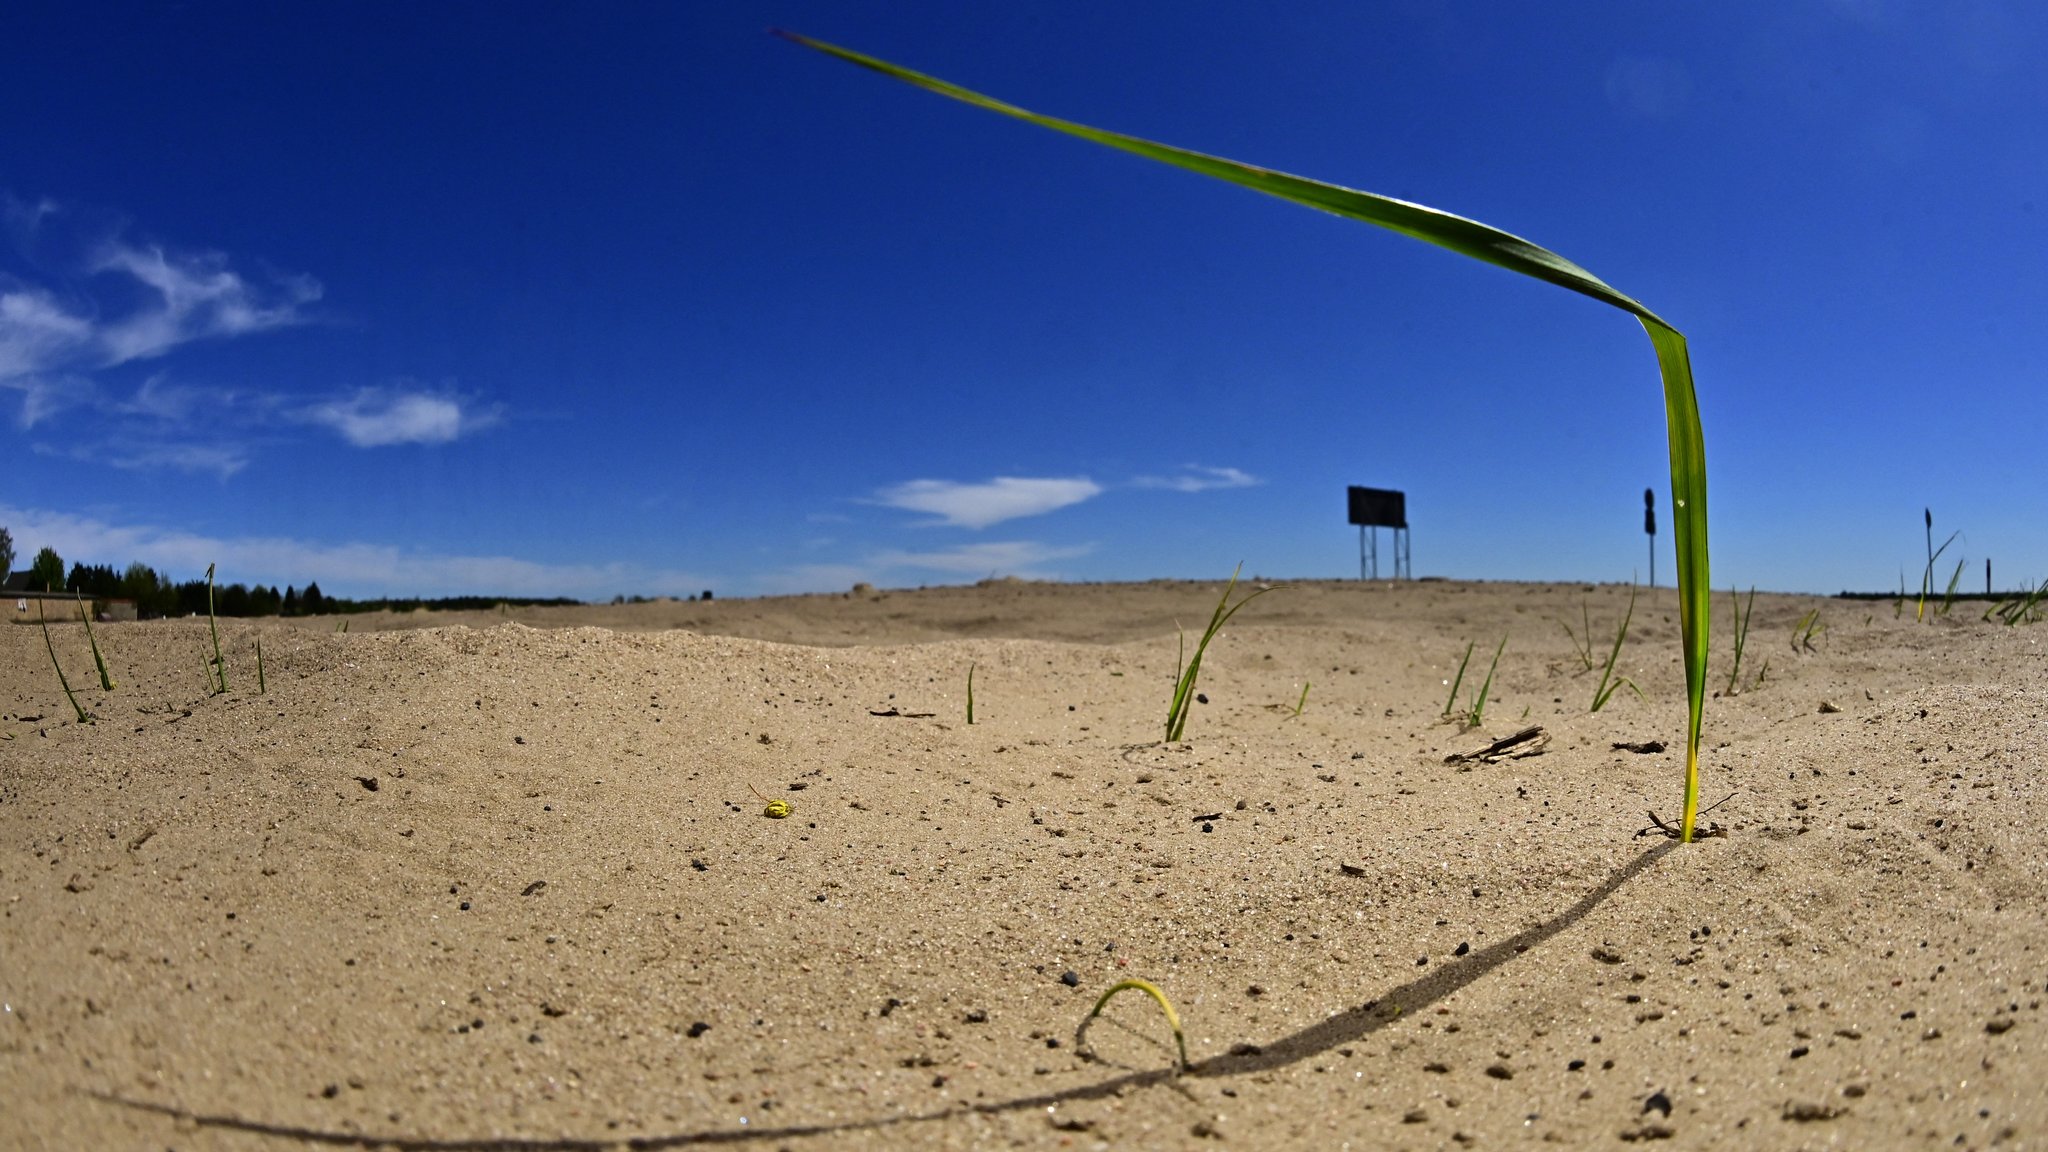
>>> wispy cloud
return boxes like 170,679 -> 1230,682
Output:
1131,465 -> 1262,493
303,387 -> 499,448
33,437 -> 252,479
88,241 -> 320,365
872,540 -> 1093,576
2,202 -> 501,467
875,476 -> 1102,529
0,231 -> 320,405
0,503 -> 709,600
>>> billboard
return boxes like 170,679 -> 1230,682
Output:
1347,486 -> 1407,529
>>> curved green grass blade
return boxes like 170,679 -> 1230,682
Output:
781,32 -> 1711,840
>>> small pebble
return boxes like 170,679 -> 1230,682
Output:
1060,970 -> 1080,987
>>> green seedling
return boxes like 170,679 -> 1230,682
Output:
256,635 -> 267,695
1081,977 -> 1188,1071
1442,642 -> 1475,720
205,563 -> 227,694
1293,680 -> 1310,718
37,599 -> 91,724
1560,598 -> 1597,672
1937,556 -> 1966,617
1590,584 -> 1643,713
1992,578 -> 2048,626
1916,510 -> 1959,622
1791,608 -> 1825,653
335,619 -> 348,633
1724,586 -> 1757,696
965,662 -> 975,725
783,33 -> 1714,838
1164,564 -> 1274,742
1468,635 -> 1507,727
76,593 -> 115,691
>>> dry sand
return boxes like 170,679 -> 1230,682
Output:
3,578 -> 2043,1150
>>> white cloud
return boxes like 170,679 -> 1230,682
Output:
0,284 -> 94,384
89,241 -> 320,365
1132,465 -> 1262,493
875,476 -> 1102,529
0,503 -> 709,600
1,209 -> 323,440
33,438 -> 250,479
303,388 -> 492,448
872,540 -> 1093,576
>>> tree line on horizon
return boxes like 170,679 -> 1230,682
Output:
1,528 -> 578,619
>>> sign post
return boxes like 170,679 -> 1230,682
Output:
1347,486 -> 1410,580
1644,488 -> 1657,587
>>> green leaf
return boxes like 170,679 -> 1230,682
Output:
782,32 -> 1712,839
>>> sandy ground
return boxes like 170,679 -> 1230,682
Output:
2,577 -> 2044,1151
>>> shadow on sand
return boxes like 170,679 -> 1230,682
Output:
96,840 -> 1677,1149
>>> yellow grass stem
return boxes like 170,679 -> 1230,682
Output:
1086,977 -> 1188,1070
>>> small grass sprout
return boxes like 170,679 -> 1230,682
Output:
783,32 -> 1714,839
37,599 -> 92,725
256,635 -> 267,695
1561,597 -> 1597,672
1916,510 -> 1959,622
1990,578 -> 2048,626
1937,556 -> 1966,617
1164,564 -> 1274,742
1293,680 -> 1310,718
1590,584 -> 1644,713
1466,635 -> 1507,727
965,662 -> 975,725
1724,585 -> 1757,696
77,593 -> 115,691
205,563 -> 227,694
1791,608 -> 1825,653
1081,977 -> 1188,1071
1441,642 -> 1475,720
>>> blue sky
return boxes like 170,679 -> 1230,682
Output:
3,2 -> 2042,599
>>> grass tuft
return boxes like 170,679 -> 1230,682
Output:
1467,635 -> 1507,727
1937,557 -> 1966,617
1441,642 -> 1475,721
205,563 -> 228,694
1164,564 -> 1274,742
38,598 -> 92,725
1724,586 -> 1757,696
77,593 -> 115,691
1791,608 -> 1825,653
1560,597 -> 1597,672
1589,584 -> 1644,713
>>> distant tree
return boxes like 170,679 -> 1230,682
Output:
28,546 -> 64,591
250,584 -> 282,616
175,579 -> 209,617
66,562 -> 121,598
283,585 -> 300,616
218,582 -> 252,617
0,526 -> 13,580
122,563 -> 164,619
302,582 -> 326,614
